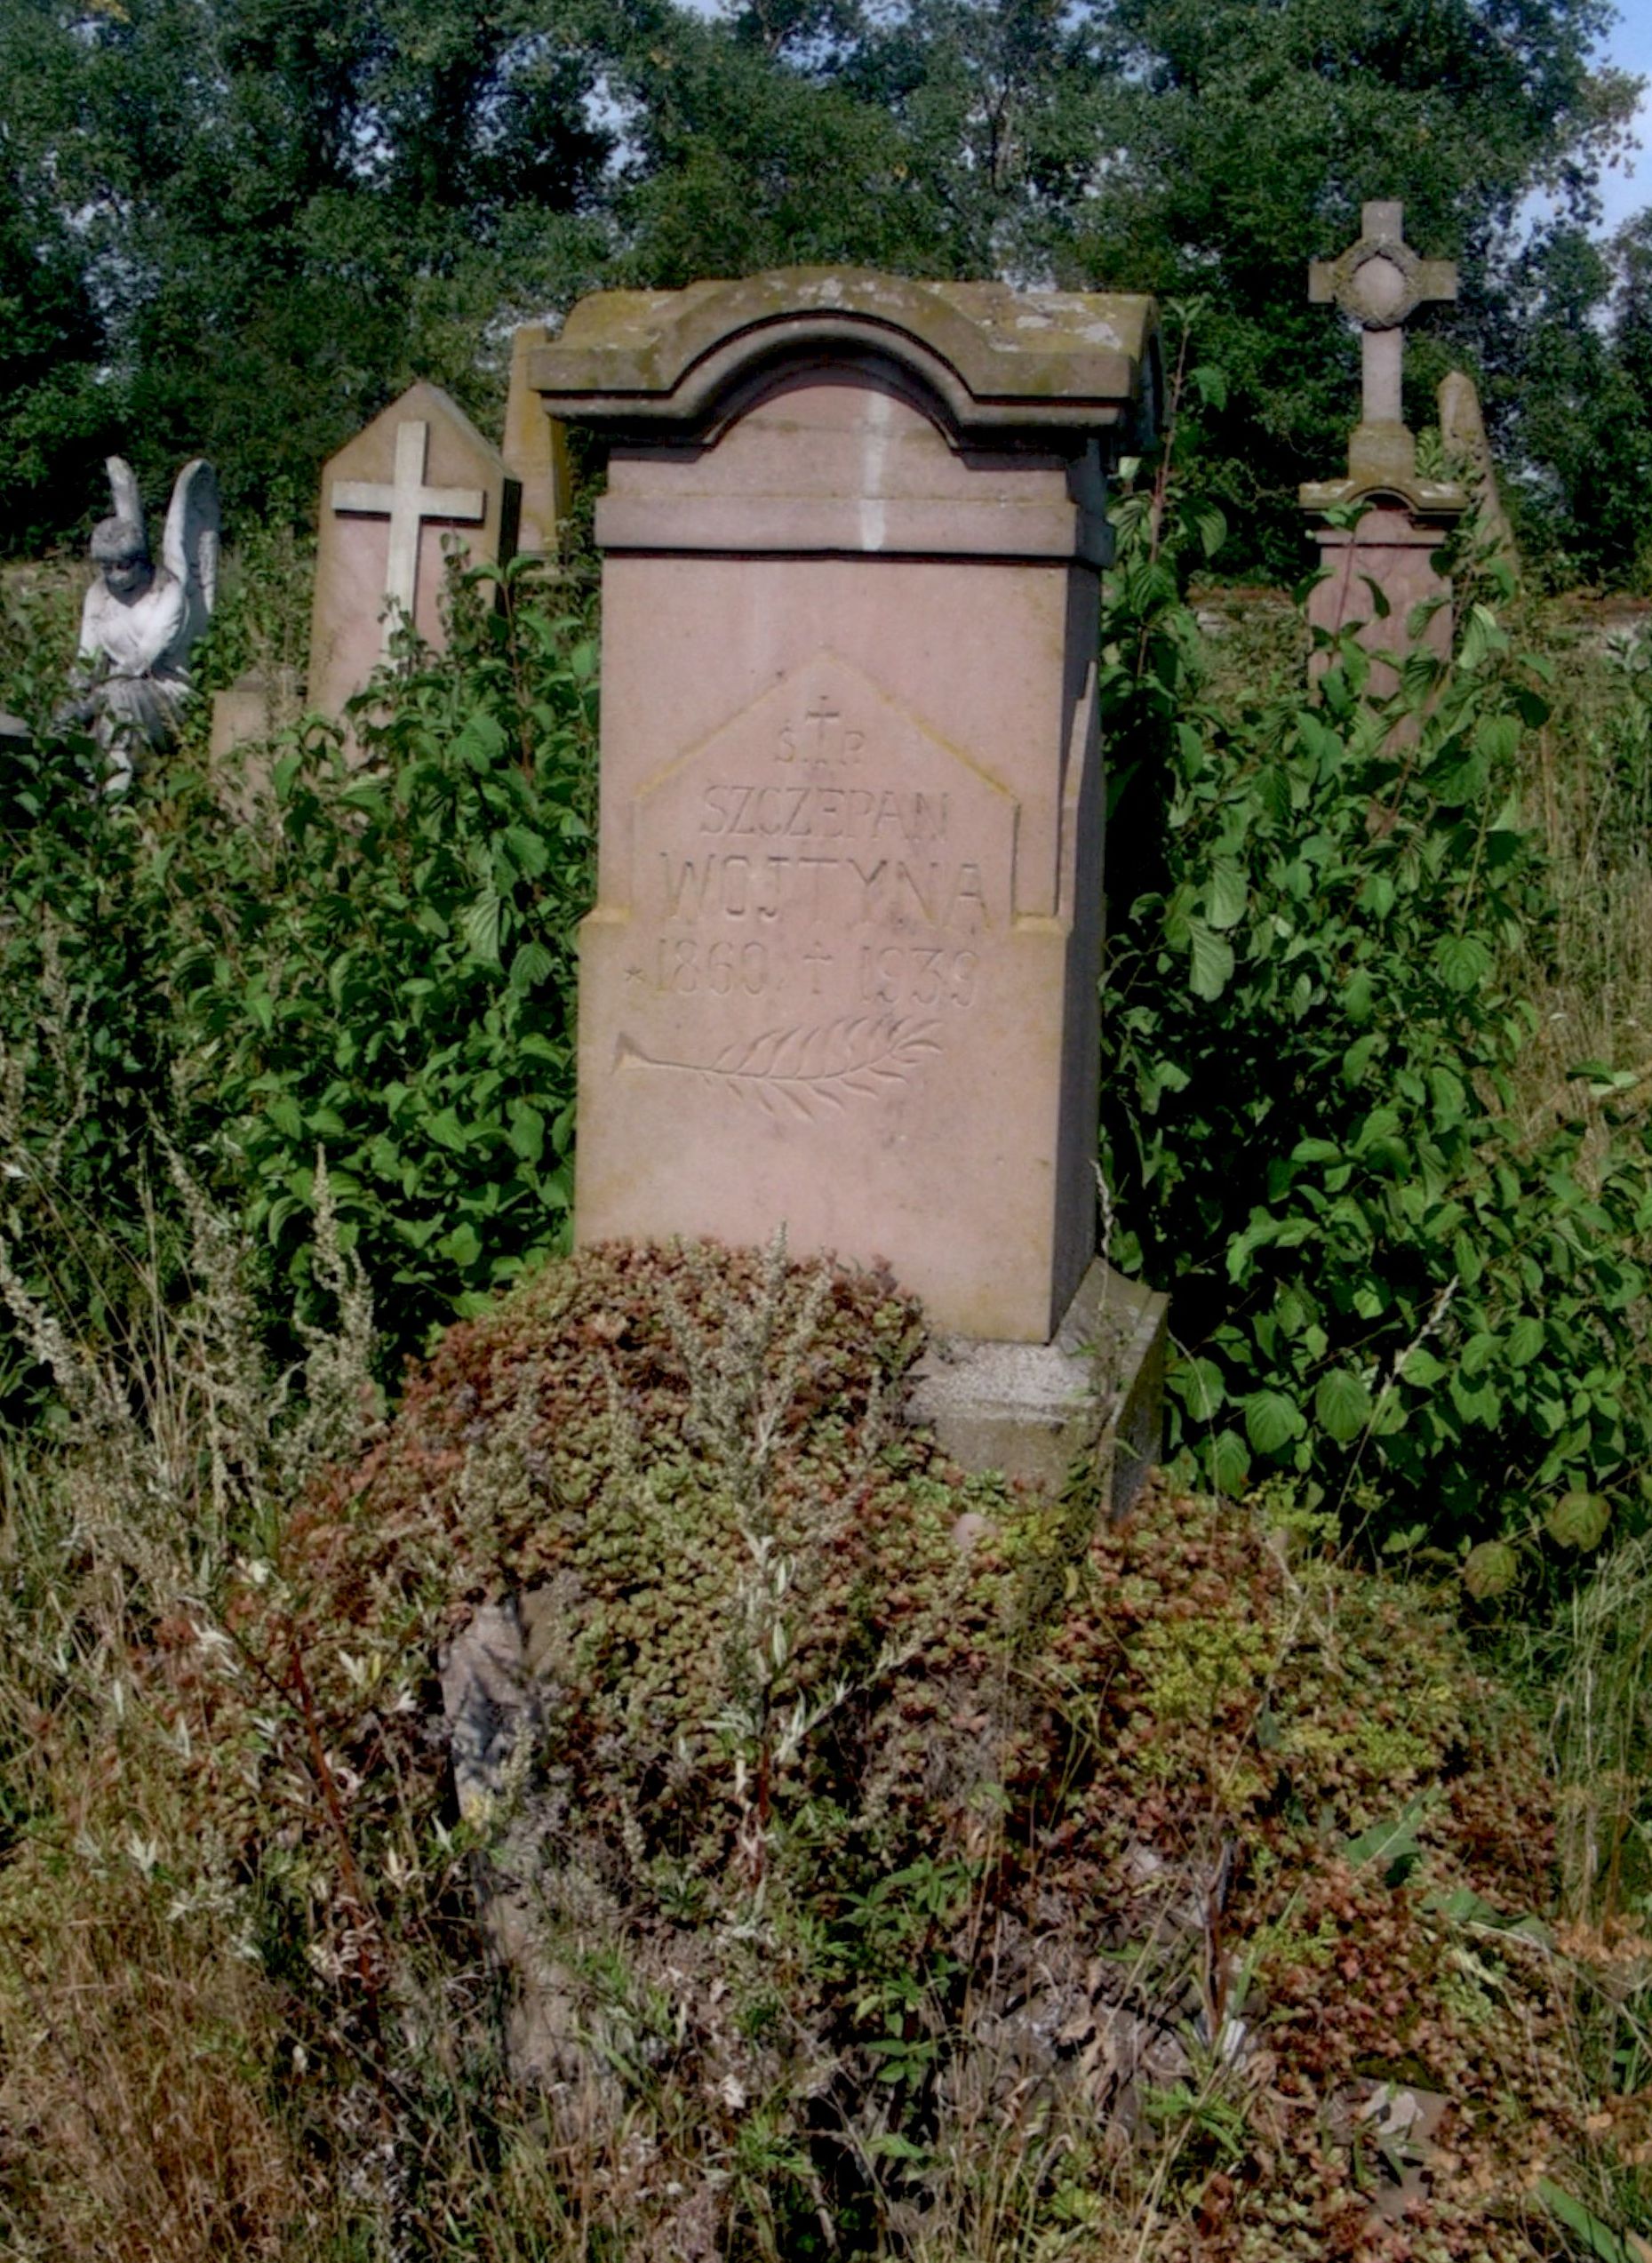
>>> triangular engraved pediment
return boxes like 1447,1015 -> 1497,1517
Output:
621,646 -> 1024,964
636,650 -> 1016,808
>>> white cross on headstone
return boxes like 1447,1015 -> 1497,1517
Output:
330,420 -> 485,652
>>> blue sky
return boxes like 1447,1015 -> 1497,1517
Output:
1600,1 -> 1652,231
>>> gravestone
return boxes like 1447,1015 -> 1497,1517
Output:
1301,202 -> 1467,686
307,381 -> 519,717
502,324 -> 573,557
1437,370 -> 1518,576
532,268 -> 1168,1492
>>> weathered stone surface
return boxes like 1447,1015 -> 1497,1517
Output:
1301,204 -> 1468,687
1438,369 -> 1519,573
438,1596 -> 622,2098
308,381 -> 519,718
1302,202 -> 1466,517
531,268 -> 1161,440
1305,505 -> 1456,697
502,323 -> 573,556
60,456 -> 219,786
537,269 -> 1161,1359
907,1258 -> 1167,1508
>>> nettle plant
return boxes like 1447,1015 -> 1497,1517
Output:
1099,482 -> 1652,1572
0,554 -> 598,1419
172,556 -> 598,1363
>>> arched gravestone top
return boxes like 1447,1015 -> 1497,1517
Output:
529,268 -> 1161,445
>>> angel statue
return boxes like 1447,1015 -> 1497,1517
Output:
58,456 -> 219,788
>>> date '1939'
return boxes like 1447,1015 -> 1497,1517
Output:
859,945 -> 977,1009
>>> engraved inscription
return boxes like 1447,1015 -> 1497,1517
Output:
778,693 -> 865,767
658,849 -> 993,932
698,784 -> 948,841
858,945 -> 978,1009
619,653 -> 1019,1116
615,1014 -> 941,1120
655,937 -> 772,995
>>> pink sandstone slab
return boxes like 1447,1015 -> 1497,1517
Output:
534,271 -> 1159,1345
1306,506 -> 1455,696
502,324 -> 573,556
308,380 -> 519,720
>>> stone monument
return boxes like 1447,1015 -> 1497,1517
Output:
307,380 -> 519,717
59,455 -> 219,788
502,323 -> 573,557
1301,202 -> 1467,685
531,268 -> 1168,1495
1437,369 -> 1518,576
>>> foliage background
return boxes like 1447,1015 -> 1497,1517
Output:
0,0 -> 1648,581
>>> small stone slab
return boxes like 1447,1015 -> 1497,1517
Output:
503,323 -> 573,556
907,1258 -> 1168,1509
308,380 -> 520,718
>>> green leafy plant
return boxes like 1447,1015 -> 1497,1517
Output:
172,557 -> 598,1361
0,554 -> 598,1417
1098,471 -> 1652,1563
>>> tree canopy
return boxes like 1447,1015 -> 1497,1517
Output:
0,0 -> 1645,578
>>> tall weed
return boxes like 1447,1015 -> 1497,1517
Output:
0,555 -> 597,1412
1099,472 -> 1652,1568
172,556 -> 597,1357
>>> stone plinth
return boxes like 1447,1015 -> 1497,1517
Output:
908,1258 -> 1169,1506
308,381 -> 520,719
1304,506 -> 1457,694
534,270 -> 1161,1357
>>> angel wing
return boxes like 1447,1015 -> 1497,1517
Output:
105,456 -> 146,544
162,459 -> 220,650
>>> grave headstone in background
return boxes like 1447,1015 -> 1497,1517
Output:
502,324 -> 574,558
1301,201 -> 1468,687
1438,369 -> 1519,578
533,268 -> 1168,1496
307,380 -> 519,719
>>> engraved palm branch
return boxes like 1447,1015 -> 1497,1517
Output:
615,1014 -> 942,1120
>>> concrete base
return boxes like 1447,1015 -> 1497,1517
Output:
907,1258 -> 1168,1511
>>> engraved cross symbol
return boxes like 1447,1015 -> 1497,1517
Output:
1309,201 -> 1456,431
331,420 -> 486,653
804,693 -> 842,753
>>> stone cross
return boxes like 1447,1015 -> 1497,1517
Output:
330,419 -> 485,653
1301,204 -> 1467,699
1309,201 -> 1456,472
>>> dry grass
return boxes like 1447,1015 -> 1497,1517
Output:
0,1831 -> 307,2262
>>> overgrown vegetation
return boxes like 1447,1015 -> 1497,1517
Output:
0,554 -> 597,1411
4,1223 -> 1649,2260
4,405 -> 1652,2253
1098,460 -> 1652,1587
